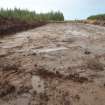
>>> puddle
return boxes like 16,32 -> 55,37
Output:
65,30 -> 90,37
0,43 -> 22,49
32,47 -> 68,53
0,50 -> 8,57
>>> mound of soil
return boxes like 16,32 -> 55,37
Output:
83,20 -> 105,26
0,16 -> 47,36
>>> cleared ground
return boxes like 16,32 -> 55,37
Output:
0,23 -> 105,105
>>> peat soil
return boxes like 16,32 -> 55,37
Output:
0,16 -> 47,37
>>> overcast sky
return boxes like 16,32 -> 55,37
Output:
0,0 -> 105,20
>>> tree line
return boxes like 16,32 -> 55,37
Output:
0,8 -> 64,21
87,14 -> 105,20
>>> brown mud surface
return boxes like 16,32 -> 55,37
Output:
0,23 -> 105,105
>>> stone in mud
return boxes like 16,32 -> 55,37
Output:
31,76 -> 45,94
14,97 -> 30,105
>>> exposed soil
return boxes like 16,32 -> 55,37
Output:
0,23 -> 105,105
82,20 -> 105,27
0,16 -> 47,37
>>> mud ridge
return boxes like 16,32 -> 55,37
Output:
35,65 -> 89,83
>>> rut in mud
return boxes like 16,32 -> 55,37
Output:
0,23 -> 105,105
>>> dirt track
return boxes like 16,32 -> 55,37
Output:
0,23 -> 105,105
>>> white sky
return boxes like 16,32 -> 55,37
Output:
0,0 -> 105,20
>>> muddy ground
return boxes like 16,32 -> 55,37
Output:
0,23 -> 105,105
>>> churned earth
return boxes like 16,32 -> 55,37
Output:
0,23 -> 105,105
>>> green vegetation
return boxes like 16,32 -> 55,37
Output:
87,14 -> 105,20
0,8 -> 64,21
